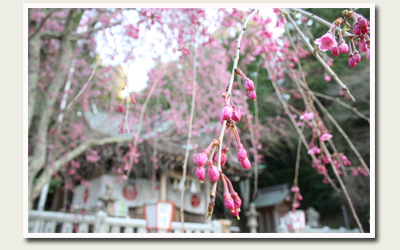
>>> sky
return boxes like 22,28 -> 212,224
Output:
95,8 -> 280,93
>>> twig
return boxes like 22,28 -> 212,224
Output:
312,92 -> 369,122
125,69 -> 165,179
289,8 -> 356,37
180,43 -> 197,233
320,141 -> 364,233
216,9 -> 259,171
261,53 -> 340,193
312,94 -> 370,175
281,9 -> 356,102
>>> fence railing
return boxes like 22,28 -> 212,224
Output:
28,210 -> 222,233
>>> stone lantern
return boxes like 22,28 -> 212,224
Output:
99,183 -> 118,216
246,202 -> 259,233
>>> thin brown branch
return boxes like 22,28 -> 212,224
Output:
180,44 -> 197,232
125,69 -> 165,179
312,91 -> 369,122
311,94 -> 370,175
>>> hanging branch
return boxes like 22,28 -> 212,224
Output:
180,42 -> 197,233
311,92 -> 369,122
280,9 -> 356,101
290,8 -> 356,38
311,94 -> 370,175
261,53 -> 340,193
125,69 -> 165,179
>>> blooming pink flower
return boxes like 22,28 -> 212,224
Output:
338,40 -> 349,54
300,112 -> 314,121
244,78 -> 254,91
315,32 -> 338,52
196,167 -> 205,182
207,163 -> 220,182
352,168 -> 359,176
319,133 -> 333,141
331,46 -> 339,57
221,105 -> 233,121
240,157 -> 251,170
307,146 -> 321,155
366,47 -> 370,60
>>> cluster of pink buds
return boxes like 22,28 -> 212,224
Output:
221,173 -> 242,220
235,68 -> 257,100
291,186 -> 303,211
196,79 -> 254,219
313,10 -> 370,69
195,139 -> 221,183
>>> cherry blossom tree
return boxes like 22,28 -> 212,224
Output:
28,7 -> 371,232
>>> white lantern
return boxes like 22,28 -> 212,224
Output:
143,200 -> 175,233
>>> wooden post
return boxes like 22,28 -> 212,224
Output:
160,171 -> 167,201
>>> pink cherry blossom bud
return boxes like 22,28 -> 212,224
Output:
319,133 -> 333,141
300,112 -> 314,121
331,46 -> 339,57
324,75 -> 331,82
244,78 -> 254,91
237,146 -> 247,161
231,191 -> 242,211
207,163 -> 220,182
307,146 -> 321,155
298,193 -> 303,201
240,157 -> 251,170
323,156 -> 331,164
291,186 -> 299,192
366,47 -> 370,60
221,105 -> 233,121
315,32 -> 338,52
358,167 -> 368,177
353,22 -> 361,35
354,52 -> 361,63
214,148 -> 228,166
195,151 -> 208,167
196,167 -> 205,182
349,54 -> 357,68
224,192 -> 235,211
232,106 -> 241,122
117,103 -> 124,113
359,38 -> 367,52
352,169 -> 359,176
130,94 -> 137,104
248,91 -> 257,100
338,40 -> 349,54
